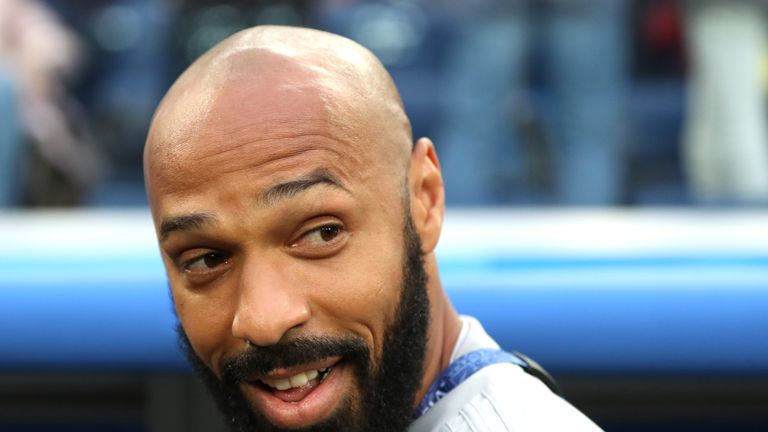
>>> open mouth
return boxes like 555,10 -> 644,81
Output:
238,357 -> 352,429
260,365 -> 334,390
249,360 -> 340,403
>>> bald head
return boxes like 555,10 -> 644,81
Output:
142,27 -> 453,431
144,26 -> 413,201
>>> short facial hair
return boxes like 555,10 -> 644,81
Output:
177,211 -> 430,431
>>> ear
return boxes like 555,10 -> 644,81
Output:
408,137 -> 445,254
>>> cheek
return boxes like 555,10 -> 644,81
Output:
302,230 -> 404,355
171,282 -> 237,373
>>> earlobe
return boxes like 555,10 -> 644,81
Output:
408,137 -> 445,254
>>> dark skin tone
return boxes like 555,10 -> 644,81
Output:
144,26 -> 461,430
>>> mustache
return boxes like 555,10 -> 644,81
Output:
221,335 -> 370,384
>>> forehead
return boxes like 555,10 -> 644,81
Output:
145,65 -> 391,215
155,55 -> 355,152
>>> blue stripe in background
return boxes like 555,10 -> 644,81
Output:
438,255 -> 768,270
2,253 -> 767,374
3,253 -> 768,276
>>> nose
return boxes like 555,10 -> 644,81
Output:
231,255 -> 310,347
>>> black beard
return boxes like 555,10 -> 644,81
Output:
178,212 -> 431,432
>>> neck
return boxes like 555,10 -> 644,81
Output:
414,255 -> 462,407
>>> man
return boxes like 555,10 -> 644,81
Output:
682,0 -> 768,204
144,25 -> 602,432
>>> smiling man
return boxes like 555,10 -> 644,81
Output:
144,26 -> 602,432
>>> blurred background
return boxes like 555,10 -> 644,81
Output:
1,0 -> 767,431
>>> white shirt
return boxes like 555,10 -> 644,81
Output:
409,316 -> 604,432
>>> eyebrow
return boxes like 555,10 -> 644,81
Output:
158,169 -> 348,241
258,168 -> 349,207
160,212 -> 216,241
159,212 -> 217,241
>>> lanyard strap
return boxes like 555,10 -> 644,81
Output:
413,348 -> 527,419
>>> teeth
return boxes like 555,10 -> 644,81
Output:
261,368 -> 327,391
274,378 -> 291,391
319,367 -> 332,380
290,372 -> 309,387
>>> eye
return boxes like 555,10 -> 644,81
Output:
184,251 -> 230,272
298,224 -> 343,246
178,250 -> 232,286
289,223 -> 348,256
316,225 -> 341,242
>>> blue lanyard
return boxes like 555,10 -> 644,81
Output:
413,348 -> 527,419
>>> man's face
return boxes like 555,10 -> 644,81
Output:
179,210 -> 430,431
147,71 -> 428,430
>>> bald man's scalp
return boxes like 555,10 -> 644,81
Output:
144,25 -> 413,191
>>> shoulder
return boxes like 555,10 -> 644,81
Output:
409,363 -> 603,432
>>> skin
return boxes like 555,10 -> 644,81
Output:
144,26 -> 461,429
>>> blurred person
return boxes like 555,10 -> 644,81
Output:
144,26 -> 603,431
435,0 -> 630,205
682,0 -> 768,204
0,67 -> 21,206
0,0 -> 103,206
